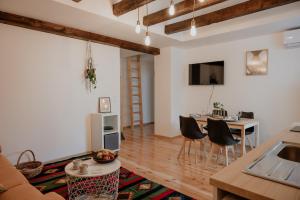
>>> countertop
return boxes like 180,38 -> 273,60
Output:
210,129 -> 300,200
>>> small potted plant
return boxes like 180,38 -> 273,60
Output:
213,102 -> 227,117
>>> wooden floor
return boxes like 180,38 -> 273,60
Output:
119,125 -> 243,200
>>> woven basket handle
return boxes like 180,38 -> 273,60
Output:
16,150 -> 36,168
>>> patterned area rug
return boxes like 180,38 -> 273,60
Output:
28,155 -> 193,200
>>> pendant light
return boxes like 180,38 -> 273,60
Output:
144,3 -> 151,46
145,31 -> 151,46
169,0 -> 175,16
135,7 -> 141,34
199,0 -> 205,2
190,0 -> 197,36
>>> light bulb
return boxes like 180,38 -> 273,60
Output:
190,19 -> 197,36
199,0 -> 205,2
135,20 -> 141,34
169,1 -> 175,16
145,32 -> 151,46
190,25 -> 197,36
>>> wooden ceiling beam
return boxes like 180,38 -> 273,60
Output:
113,0 -> 155,16
0,11 -> 160,55
165,0 -> 300,34
143,0 -> 226,26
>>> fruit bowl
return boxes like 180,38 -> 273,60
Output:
93,149 -> 118,164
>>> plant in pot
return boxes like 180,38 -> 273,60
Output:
213,102 -> 227,117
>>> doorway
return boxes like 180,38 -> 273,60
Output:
120,49 -> 154,133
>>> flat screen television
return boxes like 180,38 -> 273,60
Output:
189,61 -> 224,85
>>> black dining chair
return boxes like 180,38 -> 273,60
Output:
231,112 -> 255,150
178,116 -> 207,162
206,118 -> 239,166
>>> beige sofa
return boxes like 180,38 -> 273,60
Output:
0,149 -> 64,200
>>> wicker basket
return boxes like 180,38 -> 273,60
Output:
16,150 -> 43,179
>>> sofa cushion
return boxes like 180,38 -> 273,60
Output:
0,166 -> 28,189
0,184 -> 6,194
0,184 -> 43,200
43,192 -> 65,200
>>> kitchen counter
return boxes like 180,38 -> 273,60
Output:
210,129 -> 300,200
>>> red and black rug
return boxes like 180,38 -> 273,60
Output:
28,155 -> 193,200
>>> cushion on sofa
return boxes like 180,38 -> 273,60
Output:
0,184 -> 44,200
0,166 -> 28,189
0,184 -> 6,194
43,192 -> 65,200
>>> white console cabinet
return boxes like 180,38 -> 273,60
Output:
91,113 -> 120,152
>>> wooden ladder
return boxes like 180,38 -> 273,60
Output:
127,55 -> 144,130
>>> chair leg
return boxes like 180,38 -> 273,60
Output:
205,143 -> 214,167
247,135 -> 254,150
199,140 -> 204,159
177,138 -> 186,159
183,139 -> 186,158
188,140 -> 192,155
194,141 -> 197,164
231,146 -> 237,160
225,146 -> 229,166
216,146 -> 221,163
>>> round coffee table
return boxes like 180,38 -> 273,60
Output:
65,158 -> 121,200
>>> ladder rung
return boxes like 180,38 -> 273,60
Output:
131,77 -> 140,79
133,102 -> 141,105
131,85 -> 138,87
132,94 -> 139,96
134,120 -> 140,122
133,112 -> 140,114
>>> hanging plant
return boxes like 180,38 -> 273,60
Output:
85,42 -> 97,90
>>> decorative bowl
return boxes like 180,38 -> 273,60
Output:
93,150 -> 118,164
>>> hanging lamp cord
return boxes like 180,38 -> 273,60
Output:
193,0 -> 196,19
146,3 -> 149,32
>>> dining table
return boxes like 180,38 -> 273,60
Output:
196,116 -> 260,156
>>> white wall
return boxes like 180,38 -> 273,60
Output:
120,54 -> 154,127
154,48 -> 172,136
0,24 -> 120,163
154,47 -> 185,137
155,33 -> 300,142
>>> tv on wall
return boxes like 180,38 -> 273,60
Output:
189,61 -> 224,85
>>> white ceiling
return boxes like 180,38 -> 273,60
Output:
0,0 -> 300,49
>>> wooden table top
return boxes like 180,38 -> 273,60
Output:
210,129 -> 300,200
196,116 -> 259,127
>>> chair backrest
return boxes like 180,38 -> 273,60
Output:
240,111 -> 254,132
240,111 -> 254,119
207,118 -> 236,145
179,116 -> 203,139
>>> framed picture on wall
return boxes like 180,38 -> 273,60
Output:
246,49 -> 268,75
99,97 -> 111,113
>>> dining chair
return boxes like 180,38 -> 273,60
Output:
177,116 -> 207,163
206,118 -> 239,166
231,112 -> 255,150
